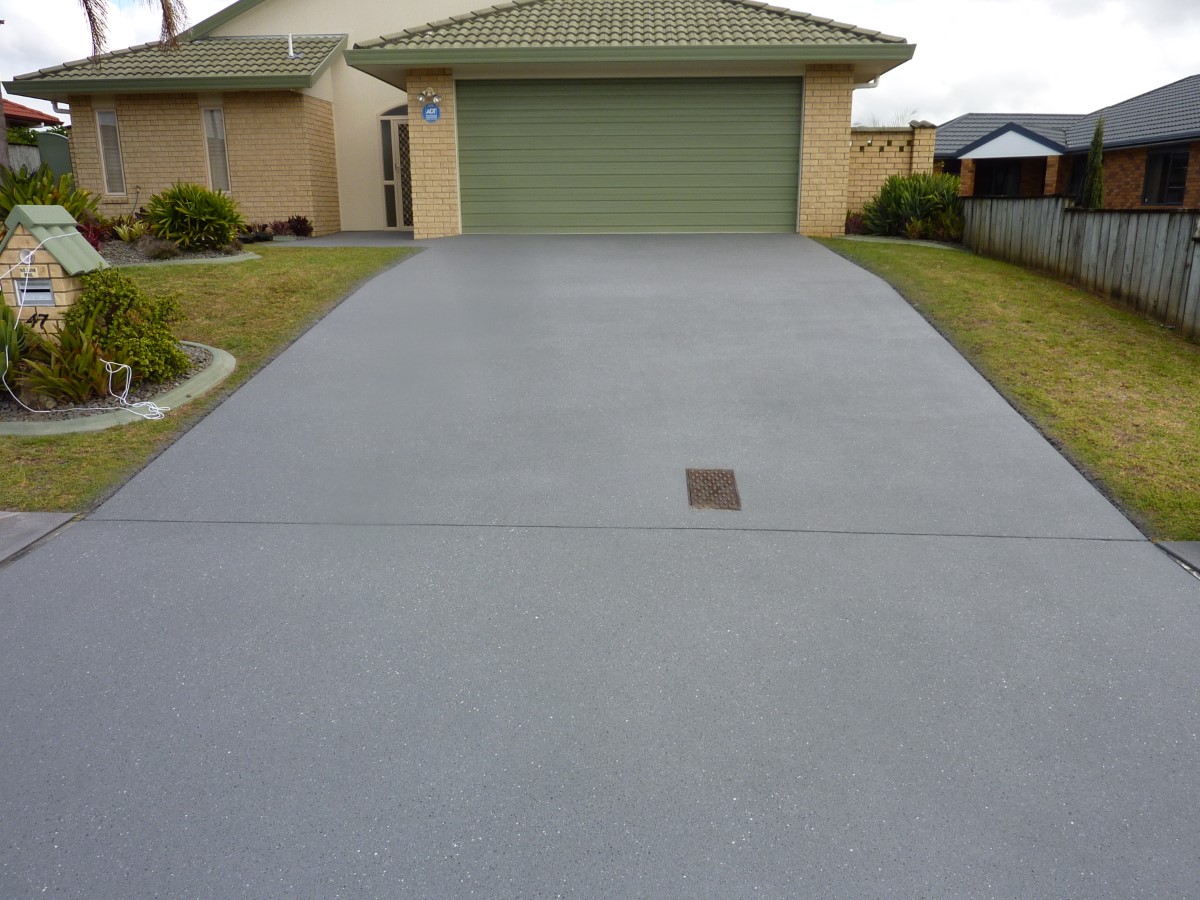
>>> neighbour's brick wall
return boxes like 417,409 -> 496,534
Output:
1043,156 -> 1060,195
406,70 -> 461,240
847,123 -> 937,213
959,159 -> 975,196
1019,157 -> 1047,197
68,91 -> 340,235
799,65 -> 854,236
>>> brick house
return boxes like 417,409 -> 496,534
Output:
936,74 -> 1200,209
4,0 -> 915,239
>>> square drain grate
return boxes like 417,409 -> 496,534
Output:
686,468 -> 741,510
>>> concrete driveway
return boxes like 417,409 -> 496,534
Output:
2,235 -> 1198,898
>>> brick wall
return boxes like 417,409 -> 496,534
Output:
68,91 -> 341,235
406,70 -> 461,240
959,159 -> 975,196
847,123 -> 937,213
223,92 -> 340,234
799,65 -> 854,236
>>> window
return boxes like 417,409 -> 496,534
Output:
1143,146 -> 1189,205
202,108 -> 232,192
973,159 -> 1022,197
96,109 -> 125,194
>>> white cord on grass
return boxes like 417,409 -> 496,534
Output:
1,233 -> 170,420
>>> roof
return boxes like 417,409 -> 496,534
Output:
957,122 -> 1067,159
0,206 -> 108,276
355,0 -> 908,49
4,35 -> 346,99
2,98 -> 62,127
344,0 -> 914,79
936,113 -> 1078,158
1068,74 -> 1200,150
937,73 -> 1200,158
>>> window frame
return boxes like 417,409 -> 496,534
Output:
1142,145 -> 1190,206
94,108 -> 126,195
201,107 -> 232,193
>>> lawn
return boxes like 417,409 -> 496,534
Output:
0,245 -> 414,512
819,238 -> 1200,540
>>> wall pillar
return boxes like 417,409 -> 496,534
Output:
1044,156 -> 1061,195
798,64 -> 854,237
406,69 -> 461,240
959,159 -> 975,196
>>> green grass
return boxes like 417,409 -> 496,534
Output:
819,238 -> 1200,540
0,245 -> 414,512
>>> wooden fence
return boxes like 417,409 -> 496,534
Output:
962,196 -> 1200,341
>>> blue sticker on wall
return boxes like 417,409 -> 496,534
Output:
423,103 -> 441,123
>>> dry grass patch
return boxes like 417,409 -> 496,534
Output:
819,238 -> 1200,540
0,245 -> 413,512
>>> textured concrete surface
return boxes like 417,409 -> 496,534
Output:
0,512 -> 72,564
1,235 -> 1197,898
1159,541 -> 1200,571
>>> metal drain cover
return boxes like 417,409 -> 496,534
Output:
686,468 -> 741,510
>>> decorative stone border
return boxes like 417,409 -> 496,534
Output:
0,342 -> 235,436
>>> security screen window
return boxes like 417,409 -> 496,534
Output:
1142,146 -> 1189,205
96,109 -> 126,194
974,159 -> 1022,197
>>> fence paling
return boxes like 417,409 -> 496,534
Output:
962,197 -> 1200,341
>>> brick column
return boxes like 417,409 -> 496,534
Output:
910,123 -> 936,174
798,64 -> 854,237
1043,156 -> 1060,195
959,159 -> 975,196
407,69 -> 461,239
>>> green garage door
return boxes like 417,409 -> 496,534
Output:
457,78 -> 802,233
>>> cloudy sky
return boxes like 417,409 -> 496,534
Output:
3,0 -> 1199,125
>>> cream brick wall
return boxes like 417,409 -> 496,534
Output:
799,65 -> 854,237
406,70 -> 461,240
847,123 -> 938,214
68,91 -> 341,235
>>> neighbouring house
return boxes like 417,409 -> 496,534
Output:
4,0 -> 915,239
936,74 -> 1200,209
3,98 -> 64,129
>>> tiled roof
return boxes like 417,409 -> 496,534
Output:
9,35 -> 344,89
938,74 -> 1200,157
1068,74 -> 1200,149
2,98 -> 62,127
935,113 -> 1079,157
356,0 -> 906,50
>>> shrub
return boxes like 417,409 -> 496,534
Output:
844,212 -> 865,235
270,220 -> 290,236
145,182 -> 245,251
136,235 -> 181,260
65,268 -> 189,383
6,126 -> 39,147
112,217 -> 148,242
861,173 -> 964,242
0,164 -> 99,227
0,301 -> 45,380
20,318 -> 113,404
286,215 -> 313,237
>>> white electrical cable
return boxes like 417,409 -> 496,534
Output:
1,231 -> 170,420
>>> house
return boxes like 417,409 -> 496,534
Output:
2,98 -> 64,129
936,74 -> 1200,209
4,0 -> 915,239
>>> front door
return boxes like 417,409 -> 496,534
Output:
381,112 -> 414,230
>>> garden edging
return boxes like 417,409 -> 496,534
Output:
0,341 -> 235,436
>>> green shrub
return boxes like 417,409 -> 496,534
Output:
65,269 -> 189,383
861,173 -> 964,242
20,318 -> 113,404
112,218 -> 148,242
6,126 -> 39,147
0,301 -> 45,380
145,182 -> 245,251
0,164 -> 99,226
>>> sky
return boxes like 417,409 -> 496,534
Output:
2,0 -> 1199,126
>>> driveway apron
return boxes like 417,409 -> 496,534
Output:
2,235 -> 1197,898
